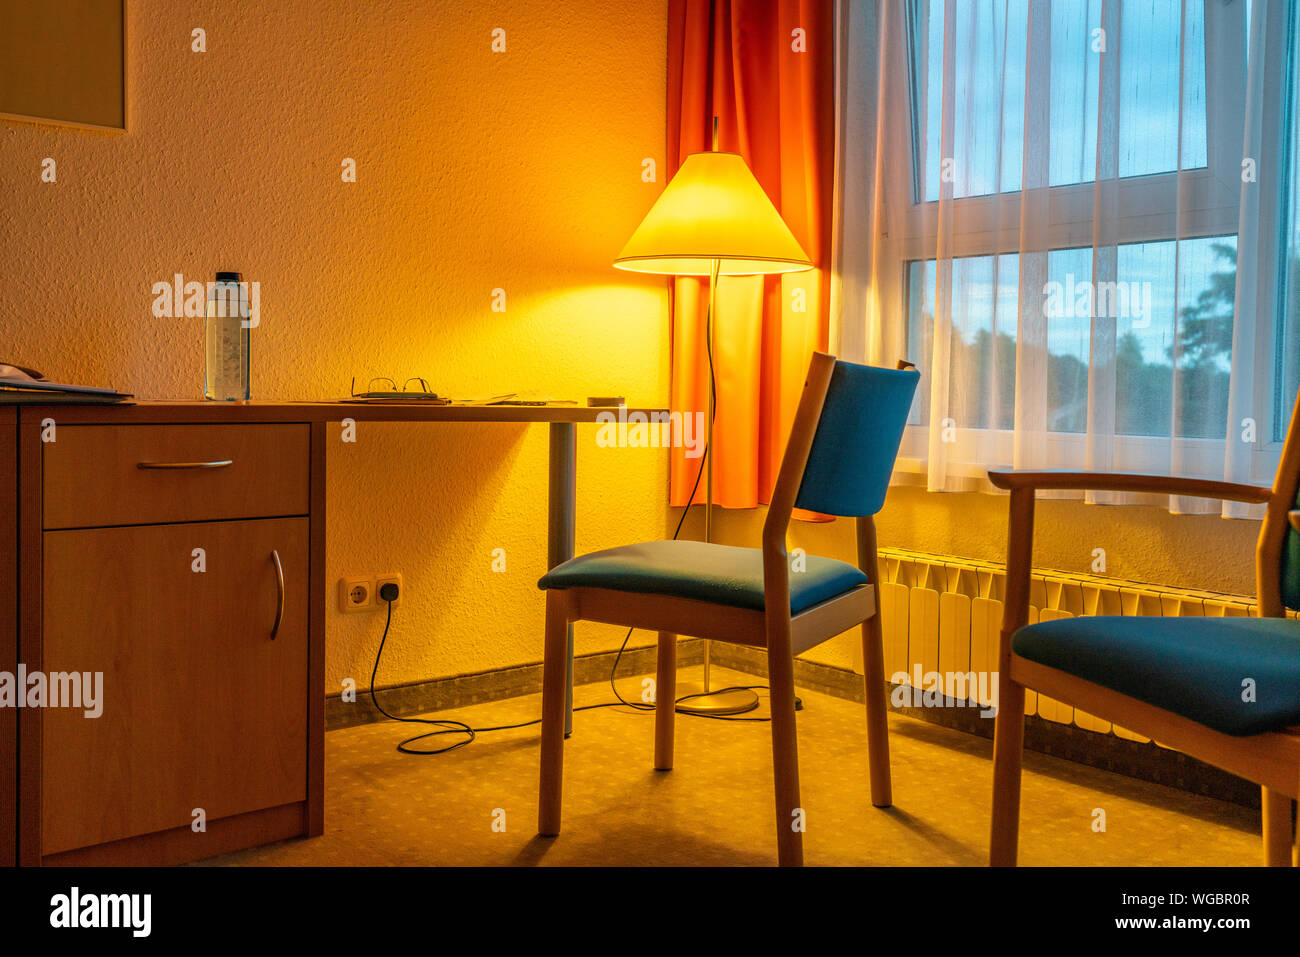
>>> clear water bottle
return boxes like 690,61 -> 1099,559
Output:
204,271 -> 251,401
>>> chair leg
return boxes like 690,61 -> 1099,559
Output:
860,611 -> 892,808
856,517 -> 892,807
538,592 -> 569,836
768,643 -> 804,867
654,631 -> 676,771
989,677 -> 1026,866
1262,786 -> 1294,866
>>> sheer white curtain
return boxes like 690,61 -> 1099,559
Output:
832,0 -> 1300,516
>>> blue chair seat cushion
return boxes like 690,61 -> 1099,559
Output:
537,540 -> 868,613
1012,615 -> 1300,736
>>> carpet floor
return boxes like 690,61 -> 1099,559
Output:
206,667 -> 1262,866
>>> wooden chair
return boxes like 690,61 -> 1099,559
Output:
535,351 -> 919,865
988,390 -> 1300,866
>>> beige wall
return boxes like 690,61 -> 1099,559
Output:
0,0 -> 673,692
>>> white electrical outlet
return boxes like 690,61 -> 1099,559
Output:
339,577 -> 373,613
376,573 -> 403,608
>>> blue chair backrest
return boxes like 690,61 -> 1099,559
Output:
794,360 -> 920,518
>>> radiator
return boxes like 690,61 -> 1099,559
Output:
854,547 -> 1260,743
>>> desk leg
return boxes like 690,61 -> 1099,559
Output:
548,422 -> 576,738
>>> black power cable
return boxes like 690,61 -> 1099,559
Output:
368,593 -> 671,754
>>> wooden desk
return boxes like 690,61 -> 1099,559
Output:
8,400 -> 660,865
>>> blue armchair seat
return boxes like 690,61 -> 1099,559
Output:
1012,615 -> 1300,736
538,539 -> 868,613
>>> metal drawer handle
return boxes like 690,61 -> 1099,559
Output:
137,459 -> 234,470
271,550 -> 285,640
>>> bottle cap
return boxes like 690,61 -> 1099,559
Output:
215,271 -> 241,282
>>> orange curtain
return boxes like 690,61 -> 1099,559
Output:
666,0 -> 836,513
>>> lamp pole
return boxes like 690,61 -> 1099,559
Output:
704,255 -> 718,546
677,234 -> 759,716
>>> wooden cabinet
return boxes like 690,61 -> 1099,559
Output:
1,407 -> 16,867
18,411 -> 325,865
41,518 -> 309,855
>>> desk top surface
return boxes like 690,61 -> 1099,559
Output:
8,399 -> 667,425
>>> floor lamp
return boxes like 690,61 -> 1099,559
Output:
613,124 -> 813,715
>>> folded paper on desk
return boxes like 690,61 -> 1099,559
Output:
0,363 -> 132,403
459,393 -> 578,406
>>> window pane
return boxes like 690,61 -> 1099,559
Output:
904,256 -> 1018,431
1172,237 -> 1235,439
1115,237 -> 1236,438
1049,0 -> 1101,187
905,235 -> 1236,439
1118,0 -> 1209,177
917,0 -> 1027,200
1046,248 -> 1092,433
1114,241 -> 1175,437
910,0 -> 1210,202
905,259 -> 936,425
952,255 -> 1019,430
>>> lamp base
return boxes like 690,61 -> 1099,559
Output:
674,685 -> 760,716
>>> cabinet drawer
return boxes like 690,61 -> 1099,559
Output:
43,424 -> 309,529
41,517 -> 309,855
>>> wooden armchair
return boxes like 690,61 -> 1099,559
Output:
987,392 -> 1300,866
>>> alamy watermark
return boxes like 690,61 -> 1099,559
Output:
596,407 -> 706,458
0,667 -> 103,718
1043,275 -> 1153,328
50,887 -> 150,937
151,273 -> 260,328
890,665 -> 998,718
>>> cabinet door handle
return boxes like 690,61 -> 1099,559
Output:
270,550 -> 285,640
137,459 -> 234,470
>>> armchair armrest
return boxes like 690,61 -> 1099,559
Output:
1289,510 -> 1300,533
987,469 -> 1272,504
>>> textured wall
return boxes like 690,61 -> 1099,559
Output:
0,0 -> 673,691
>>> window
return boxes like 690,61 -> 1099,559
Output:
893,0 -> 1298,483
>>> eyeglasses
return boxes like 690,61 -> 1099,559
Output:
350,376 -> 436,398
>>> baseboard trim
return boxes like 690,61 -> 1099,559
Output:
327,638 -> 706,731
